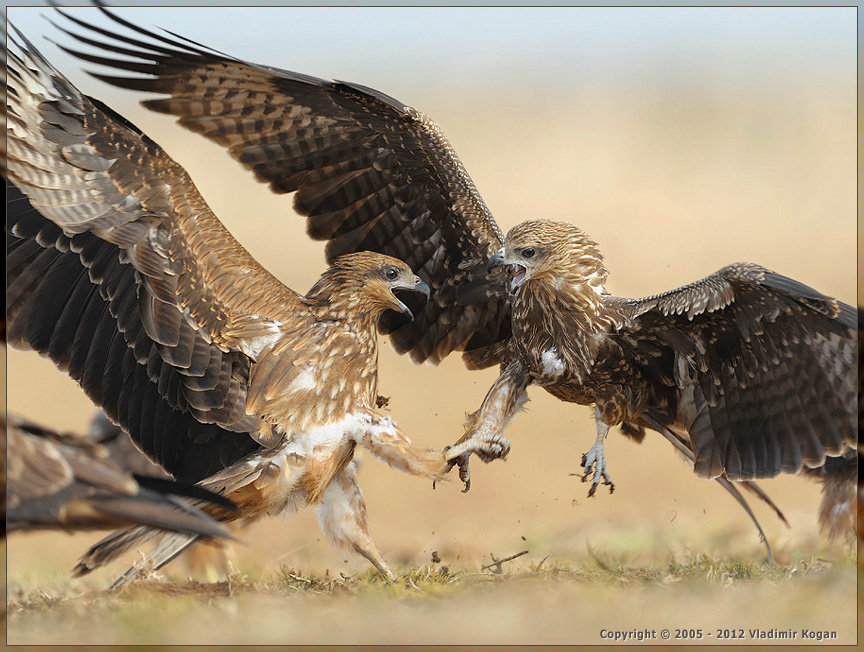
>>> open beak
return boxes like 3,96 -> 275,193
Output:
510,265 -> 527,289
391,277 -> 430,321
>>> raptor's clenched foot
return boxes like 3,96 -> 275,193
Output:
442,434 -> 511,492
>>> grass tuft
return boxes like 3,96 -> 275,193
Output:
6,551 -> 855,645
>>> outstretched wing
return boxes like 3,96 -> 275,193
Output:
4,414 -> 234,537
55,8 -> 511,368
6,29 -> 312,481
618,262 -> 857,481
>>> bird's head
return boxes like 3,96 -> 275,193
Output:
308,252 -> 430,323
488,219 -> 607,294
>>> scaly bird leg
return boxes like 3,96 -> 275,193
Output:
353,411 -> 507,483
581,407 -> 615,497
444,360 -> 530,491
444,435 -> 511,463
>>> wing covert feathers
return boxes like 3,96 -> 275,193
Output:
620,263 -> 855,482
6,31 -> 288,480
56,8 -> 510,366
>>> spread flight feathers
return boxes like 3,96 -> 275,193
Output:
5,25 -> 505,583
42,8 -> 859,551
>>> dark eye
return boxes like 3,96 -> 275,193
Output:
522,248 -> 536,259
384,267 -> 399,281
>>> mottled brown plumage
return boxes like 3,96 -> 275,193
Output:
5,29 -> 505,584
52,10 -> 856,550
473,221 -> 855,481
447,220 -> 856,558
4,414 -> 233,538
800,450 -> 857,544
54,7 -> 512,370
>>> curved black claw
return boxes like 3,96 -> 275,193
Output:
443,432 -> 511,493
442,446 -> 472,492
457,455 -> 471,493
581,450 -> 614,498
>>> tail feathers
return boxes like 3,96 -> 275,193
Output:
642,414 -> 780,562
814,451 -> 857,543
72,522 -> 203,588
72,524 -> 157,577
71,458 -> 257,584
133,475 -> 238,512
71,487 -> 237,579
817,479 -> 856,543
91,491 -> 233,541
108,532 -> 202,590
713,476 -> 775,563
738,480 -> 789,527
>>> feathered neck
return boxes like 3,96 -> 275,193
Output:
515,243 -> 609,320
512,249 -> 618,380
305,270 -> 379,332
539,239 -> 607,294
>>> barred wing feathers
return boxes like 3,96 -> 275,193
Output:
5,414 -> 233,537
618,263 -> 856,481
6,31 -> 320,481
56,8 -> 510,367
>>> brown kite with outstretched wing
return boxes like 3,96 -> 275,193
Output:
5,27 -> 505,585
474,221 -> 856,547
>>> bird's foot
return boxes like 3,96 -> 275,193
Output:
580,440 -> 614,498
443,434 -> 511,493
442,452 -> 472,492
377,563 -> 397,583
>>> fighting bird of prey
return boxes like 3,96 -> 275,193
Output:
473,221 -> 856,541
40,10 -> 862,551
4,414 -> 234,539
5,30 -> 506,584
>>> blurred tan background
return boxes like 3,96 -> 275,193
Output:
5,6 -> 856,594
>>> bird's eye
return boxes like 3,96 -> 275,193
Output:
385,267 -> 399,281
522,248 -> 536,259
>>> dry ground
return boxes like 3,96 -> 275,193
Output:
4,536 -> 859,645
4,10 -> 858,645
